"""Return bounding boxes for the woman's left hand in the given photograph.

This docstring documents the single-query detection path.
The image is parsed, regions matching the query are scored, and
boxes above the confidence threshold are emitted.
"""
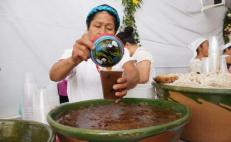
[113,77,128,97]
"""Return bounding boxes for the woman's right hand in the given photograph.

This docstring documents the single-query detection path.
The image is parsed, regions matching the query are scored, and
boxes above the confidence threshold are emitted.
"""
[50,33,95,81]
[71,33,94,65]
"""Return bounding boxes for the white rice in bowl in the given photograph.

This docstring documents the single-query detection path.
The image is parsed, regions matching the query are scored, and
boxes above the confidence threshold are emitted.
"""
[166,72,231,89]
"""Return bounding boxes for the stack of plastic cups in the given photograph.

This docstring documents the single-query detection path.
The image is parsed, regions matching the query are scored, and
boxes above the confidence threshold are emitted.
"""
[23,72,38,120]
[208,36,221,73]
[46,81,60,110]
[33,87,49,124]
[220,56,228,73]
[201,57,209,74]
[33,82,59,124]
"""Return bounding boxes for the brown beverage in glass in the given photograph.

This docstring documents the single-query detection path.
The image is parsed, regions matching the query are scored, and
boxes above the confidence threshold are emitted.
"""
[100,70,123,100]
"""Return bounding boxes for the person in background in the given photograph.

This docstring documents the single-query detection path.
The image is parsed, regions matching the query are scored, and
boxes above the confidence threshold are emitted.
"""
[222,42,231,72]
[116,27,154,98]
[188,38,209,73]
[49,4,139,102]
[57,79,69,103]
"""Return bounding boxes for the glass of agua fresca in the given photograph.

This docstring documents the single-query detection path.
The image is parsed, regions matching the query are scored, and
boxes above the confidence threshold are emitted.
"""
[91,35,124,100]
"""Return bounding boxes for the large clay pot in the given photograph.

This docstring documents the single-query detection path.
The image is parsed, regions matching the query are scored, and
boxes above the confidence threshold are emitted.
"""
[47,98,190,142]
[0,119,54,142]
[153,83,231,142]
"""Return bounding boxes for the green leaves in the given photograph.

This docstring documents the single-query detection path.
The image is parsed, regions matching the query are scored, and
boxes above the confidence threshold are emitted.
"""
[223,8,231,43]
[121,0,143,43]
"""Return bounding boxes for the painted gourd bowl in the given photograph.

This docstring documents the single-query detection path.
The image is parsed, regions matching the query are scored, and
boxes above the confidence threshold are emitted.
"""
[91,35,124,67]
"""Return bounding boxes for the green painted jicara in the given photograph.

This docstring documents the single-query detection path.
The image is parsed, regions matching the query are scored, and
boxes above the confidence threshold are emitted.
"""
[91,35,124,67]
[0,119,54,142]
[153,82,231,111]
[47,98,190,142]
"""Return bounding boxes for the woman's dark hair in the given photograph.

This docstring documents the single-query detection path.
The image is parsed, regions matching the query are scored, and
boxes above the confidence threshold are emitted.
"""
[223,46,231,54]
[116,27,137,45]
[86,4,120,32]
[196,44,203,54]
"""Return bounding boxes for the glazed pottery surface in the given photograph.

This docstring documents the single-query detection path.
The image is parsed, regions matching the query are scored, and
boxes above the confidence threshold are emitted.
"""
[0,119,54,142]
[91,35,124,67]
[153,83,231,142]
[47,98,190,142]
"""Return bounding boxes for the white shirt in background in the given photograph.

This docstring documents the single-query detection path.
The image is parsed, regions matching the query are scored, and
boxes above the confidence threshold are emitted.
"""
[190,58,202,73]
[222,54,231,73]
[125,47,155,99]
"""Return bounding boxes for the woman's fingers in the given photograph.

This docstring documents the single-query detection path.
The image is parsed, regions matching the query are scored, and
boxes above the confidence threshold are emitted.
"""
[72,43,89,63]
[117,77,127,83]
[113,77,128,90]
[113,77,128,97]
[77,44,90,60]
[115,90,127,97]
[72,34,94,63]
[78,35,94,50]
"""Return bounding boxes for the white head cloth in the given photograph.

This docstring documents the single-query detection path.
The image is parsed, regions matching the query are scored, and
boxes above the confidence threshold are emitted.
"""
[188,38,207,61]
[222,42,231,51]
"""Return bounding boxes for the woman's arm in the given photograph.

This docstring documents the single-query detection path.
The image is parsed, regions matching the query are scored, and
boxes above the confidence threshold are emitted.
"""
[49,57,78,81]
[136,60,151,83]
[49,33,93,81]
[112,60,139,97]
[123,60,140,89]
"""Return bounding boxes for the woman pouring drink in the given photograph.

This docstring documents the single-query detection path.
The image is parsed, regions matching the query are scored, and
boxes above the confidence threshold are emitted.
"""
[49,4,139,102]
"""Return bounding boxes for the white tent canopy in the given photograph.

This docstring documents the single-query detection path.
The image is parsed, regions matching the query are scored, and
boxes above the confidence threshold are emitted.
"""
[0,0,227,118]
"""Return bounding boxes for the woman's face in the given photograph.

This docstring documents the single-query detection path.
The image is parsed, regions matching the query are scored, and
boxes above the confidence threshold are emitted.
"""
[225,48,231,56]
[88,11,115,39]
[201,40,209,57]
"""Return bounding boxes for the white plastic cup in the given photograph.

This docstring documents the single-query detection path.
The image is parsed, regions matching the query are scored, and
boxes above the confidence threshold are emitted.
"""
[22,72,37,120]
[201,57,209,74]
[208,36,221,73]
[46,81,60,110]
[220,56,228,73]
[33,87,49,124]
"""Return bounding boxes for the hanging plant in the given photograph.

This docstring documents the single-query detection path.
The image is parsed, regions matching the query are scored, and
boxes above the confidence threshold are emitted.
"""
[223,8,231,43]
[121,0,143,43]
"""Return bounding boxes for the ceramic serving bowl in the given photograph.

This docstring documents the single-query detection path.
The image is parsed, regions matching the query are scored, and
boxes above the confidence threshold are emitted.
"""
[153,82,231,142]
[0,119,54,142]
[47,98,190,142]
